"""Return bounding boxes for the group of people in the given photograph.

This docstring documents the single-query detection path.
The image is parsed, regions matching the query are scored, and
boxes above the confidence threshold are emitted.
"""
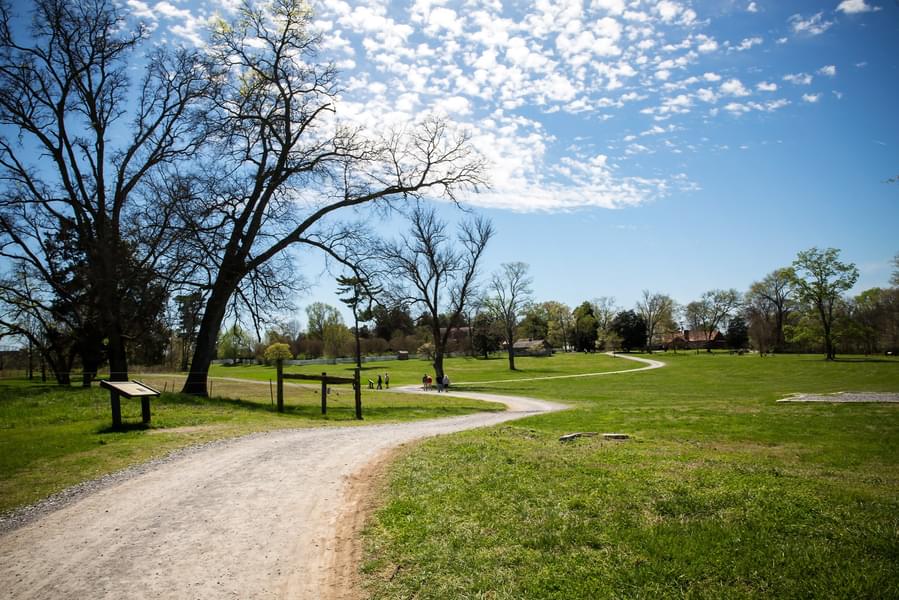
[368,372,390,389]
[422,373,450,392]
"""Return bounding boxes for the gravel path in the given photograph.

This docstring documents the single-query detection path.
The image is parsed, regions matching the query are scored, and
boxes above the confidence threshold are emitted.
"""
[0,354,660,599]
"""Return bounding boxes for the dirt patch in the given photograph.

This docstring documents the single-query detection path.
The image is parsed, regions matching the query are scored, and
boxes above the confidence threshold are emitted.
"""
[777,392,899,403]
[321,446,402,600]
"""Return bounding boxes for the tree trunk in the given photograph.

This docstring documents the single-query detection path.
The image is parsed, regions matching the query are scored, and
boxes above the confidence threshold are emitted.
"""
[182,280,235,396]
[507,327,516,370]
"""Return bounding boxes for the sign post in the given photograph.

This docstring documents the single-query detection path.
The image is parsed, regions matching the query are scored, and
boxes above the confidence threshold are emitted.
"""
[99,380,161,428]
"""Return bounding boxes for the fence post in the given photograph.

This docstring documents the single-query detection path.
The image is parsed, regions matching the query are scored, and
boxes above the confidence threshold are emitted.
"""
[321,372,327,415]
[276,359,284,413]
[354,368,362,420]
[110,390,122,429]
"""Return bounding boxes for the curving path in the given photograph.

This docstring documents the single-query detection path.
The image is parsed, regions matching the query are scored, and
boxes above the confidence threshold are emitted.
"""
[0,354,661,599]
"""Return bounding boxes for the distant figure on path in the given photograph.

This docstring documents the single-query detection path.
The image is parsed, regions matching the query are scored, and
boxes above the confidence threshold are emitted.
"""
[422,374,428,390]
[385,372,390,388]
[377,374,383,390]
[436,375,444,392]
[443,374,450,390]
[368,379,374,389]
[426,375,433,390]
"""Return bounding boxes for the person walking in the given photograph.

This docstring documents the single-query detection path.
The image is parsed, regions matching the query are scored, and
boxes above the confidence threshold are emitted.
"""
[385,372,390,388]
[377,374,383,390]
[442,373,450,391]
[422,374,428,390]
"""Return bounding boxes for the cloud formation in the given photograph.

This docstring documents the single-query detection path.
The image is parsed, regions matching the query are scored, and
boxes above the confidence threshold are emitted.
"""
[124,0,866,213]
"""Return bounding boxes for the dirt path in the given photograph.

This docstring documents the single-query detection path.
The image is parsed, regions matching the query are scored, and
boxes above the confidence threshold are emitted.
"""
[0,354,661,599]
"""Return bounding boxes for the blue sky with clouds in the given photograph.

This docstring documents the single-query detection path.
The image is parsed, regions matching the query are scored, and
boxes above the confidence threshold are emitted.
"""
[78,0,899,318]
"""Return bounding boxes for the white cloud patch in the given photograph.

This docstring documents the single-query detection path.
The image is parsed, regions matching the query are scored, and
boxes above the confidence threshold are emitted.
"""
[802,93,821,103]
[836,0,881,13]
[818,65,837,77]
[721,78,751,97]
[734,36,763,51]
[789,12,834,36]
[130,0,824,213]
[783,73,813,85]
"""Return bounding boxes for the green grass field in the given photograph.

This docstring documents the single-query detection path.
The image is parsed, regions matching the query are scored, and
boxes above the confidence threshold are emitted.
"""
[207,351,640,387]
[361,353,899,599]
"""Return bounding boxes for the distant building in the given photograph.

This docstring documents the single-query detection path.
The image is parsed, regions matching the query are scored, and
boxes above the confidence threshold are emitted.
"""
[512,338,553,357]
[660,329,726,350]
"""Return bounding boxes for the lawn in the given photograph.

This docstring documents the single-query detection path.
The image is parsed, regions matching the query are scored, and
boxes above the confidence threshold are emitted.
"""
[362,353,899,599]
[206,351,641,387]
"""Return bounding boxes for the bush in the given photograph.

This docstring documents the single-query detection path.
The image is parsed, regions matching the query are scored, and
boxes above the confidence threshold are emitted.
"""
[264,343,293,363]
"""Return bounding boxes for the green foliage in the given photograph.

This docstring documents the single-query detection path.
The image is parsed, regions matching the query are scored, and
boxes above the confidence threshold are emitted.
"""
[263,343,292,362]
[612,309,646,352]
[572,301,598,351]
[217,323,253,362]
[792,247,860,359]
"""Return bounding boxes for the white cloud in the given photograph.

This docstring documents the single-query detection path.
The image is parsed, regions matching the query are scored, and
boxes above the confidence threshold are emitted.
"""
[756,81,777,92]
[721,78,751,97]
[734,36,763,51]
[696,35,719,53]
[592,0,626,15]
[783,73,813,85]
[696,88,718,103]
[746,2,759,13]
[703,72,721,82]
[802,93,821,103]
[656,0,682,22]
[818,65,837,77]
[836,0,881,13]
[789,12,834,36]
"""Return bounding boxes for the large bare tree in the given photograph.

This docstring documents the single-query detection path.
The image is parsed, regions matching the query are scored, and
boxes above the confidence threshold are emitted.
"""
[684,289,742,351]
[485,262,533,370]
[636,290,674,353]
[379,204,493,382]
[0,0,214,381]
[745,268,796,352]
[177,0,487,395]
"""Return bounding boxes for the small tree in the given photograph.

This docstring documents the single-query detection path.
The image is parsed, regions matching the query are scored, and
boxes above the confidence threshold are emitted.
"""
[792,247,859,360]
[636,291,674,353]
[726,315,750,350]
[484,262,533,371]
[264,343,293,364]
[612,310,646,352]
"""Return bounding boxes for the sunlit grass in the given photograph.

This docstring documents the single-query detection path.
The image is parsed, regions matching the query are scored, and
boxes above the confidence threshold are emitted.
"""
[362,353,899,599]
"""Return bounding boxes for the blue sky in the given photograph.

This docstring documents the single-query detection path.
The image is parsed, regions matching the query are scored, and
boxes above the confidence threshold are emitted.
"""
[63,1,899,320]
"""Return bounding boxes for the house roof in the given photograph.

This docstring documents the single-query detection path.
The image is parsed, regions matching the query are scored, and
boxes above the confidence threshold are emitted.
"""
[513,338,550,350]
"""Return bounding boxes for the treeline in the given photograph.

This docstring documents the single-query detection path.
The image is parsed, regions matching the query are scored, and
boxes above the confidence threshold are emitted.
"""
[488,248,898,358]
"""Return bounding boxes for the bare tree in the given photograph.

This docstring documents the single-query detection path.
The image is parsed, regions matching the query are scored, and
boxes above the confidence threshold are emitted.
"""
[484,262,533,371]
[380,204,493,382]
[0,0,214,381]
[636,290,674,353]
[684,289,742,351]
[178,0,487,395]
[792,247,859,360]
[745,268,796,353]
[591,296,619,351]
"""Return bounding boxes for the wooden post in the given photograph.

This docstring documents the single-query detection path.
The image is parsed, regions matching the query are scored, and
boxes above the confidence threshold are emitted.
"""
[354,368,362,420]
[276,360,284,413]
[110,390,122,429]
[321,372,327,415]
[141,397,151,424]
